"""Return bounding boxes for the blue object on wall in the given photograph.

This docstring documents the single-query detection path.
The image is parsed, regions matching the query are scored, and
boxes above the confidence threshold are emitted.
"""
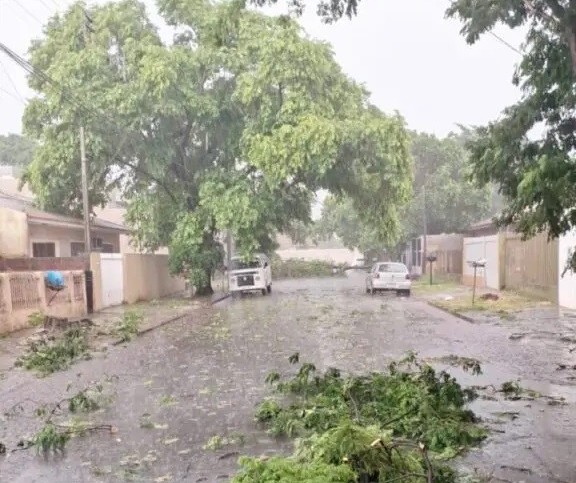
[45,271,65,290]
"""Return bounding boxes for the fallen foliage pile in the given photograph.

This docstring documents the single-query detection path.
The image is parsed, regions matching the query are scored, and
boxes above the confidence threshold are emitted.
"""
[15,327,90,375]
[233,353,487,482]
[272,258,346,279]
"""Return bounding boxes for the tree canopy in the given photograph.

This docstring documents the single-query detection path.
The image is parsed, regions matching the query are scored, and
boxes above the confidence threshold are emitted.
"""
[250,0,361,23]
[0,134,36,167]
[22,0,411,293]
[404,131,491,238]
[446,1,576,269]
[314,131,492,259]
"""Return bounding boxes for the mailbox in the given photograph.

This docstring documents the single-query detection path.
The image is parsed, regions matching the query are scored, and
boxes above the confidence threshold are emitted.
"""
[468,259,486,268]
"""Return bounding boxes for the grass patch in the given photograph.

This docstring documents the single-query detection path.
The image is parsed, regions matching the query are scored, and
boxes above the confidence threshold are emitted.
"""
[15,327,90,376]
[431,290,547,317]
[412,279,460,294]
[27,311,45,327]
[233,353,486,482]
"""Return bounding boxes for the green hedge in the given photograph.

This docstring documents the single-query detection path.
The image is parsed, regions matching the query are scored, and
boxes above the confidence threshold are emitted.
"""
[271,257,347,279]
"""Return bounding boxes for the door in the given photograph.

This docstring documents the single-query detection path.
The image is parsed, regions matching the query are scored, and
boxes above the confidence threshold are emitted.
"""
[101,254,124,307]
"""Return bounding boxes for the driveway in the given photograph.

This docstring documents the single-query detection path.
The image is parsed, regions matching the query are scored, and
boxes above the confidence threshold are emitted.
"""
[0,271,575,482]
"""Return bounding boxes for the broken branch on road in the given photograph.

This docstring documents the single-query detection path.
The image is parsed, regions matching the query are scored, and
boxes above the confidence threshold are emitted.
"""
[233,353,487,482]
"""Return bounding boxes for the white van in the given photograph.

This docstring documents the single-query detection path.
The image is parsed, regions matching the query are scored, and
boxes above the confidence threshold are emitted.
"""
[228,253,272,296]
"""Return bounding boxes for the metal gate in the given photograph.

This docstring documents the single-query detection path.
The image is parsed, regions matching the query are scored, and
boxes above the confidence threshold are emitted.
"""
[101,254,124,307]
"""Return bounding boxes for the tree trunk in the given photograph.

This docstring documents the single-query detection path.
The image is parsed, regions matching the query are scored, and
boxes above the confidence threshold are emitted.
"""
[195,269,214,296]
[568,22,576,76]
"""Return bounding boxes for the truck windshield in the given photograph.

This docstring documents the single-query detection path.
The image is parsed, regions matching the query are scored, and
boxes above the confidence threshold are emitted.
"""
[230,259,260,270]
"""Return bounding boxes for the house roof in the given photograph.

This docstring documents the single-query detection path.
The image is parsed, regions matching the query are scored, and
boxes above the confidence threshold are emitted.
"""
[0,189,128,233]
[468,218,496,231]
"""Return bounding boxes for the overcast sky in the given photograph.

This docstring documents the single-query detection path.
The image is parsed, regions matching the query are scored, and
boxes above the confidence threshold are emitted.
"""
[0,0,525,138]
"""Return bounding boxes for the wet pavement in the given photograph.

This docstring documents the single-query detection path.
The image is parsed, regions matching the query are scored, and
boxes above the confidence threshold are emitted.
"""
[1,271,576,482]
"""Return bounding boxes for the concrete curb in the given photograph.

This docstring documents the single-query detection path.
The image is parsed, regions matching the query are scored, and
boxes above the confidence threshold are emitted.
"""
[211,292,231,305]
[426,301,475,323]
[112,311,193,346]
[110,293,229,346]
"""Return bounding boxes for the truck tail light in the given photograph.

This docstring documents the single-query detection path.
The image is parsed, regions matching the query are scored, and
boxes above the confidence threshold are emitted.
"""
[374,273,379,279]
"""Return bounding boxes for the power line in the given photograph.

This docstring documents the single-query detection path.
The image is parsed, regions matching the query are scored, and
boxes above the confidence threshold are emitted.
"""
[0,84,25,104]
[0,39,179,201]
[0,57,25,102]
[37,0,54,14]
[489,31,523,55]
[8,0,44,26]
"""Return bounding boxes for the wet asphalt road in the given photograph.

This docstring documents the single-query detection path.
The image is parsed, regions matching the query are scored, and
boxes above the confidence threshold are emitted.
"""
[1,272,576,482]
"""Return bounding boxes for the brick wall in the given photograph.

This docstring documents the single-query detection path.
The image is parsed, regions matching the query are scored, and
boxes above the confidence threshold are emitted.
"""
[0,256,90,272]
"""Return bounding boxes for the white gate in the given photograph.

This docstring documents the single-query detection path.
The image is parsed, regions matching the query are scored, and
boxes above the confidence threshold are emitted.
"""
[100,254,124,307]
[463,235,500,290]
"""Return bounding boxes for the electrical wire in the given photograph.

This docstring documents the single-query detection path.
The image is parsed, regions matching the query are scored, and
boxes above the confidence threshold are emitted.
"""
[8,0,44,26]
[0,39,179,201]
[0,84,25,103]
[37,0,54,14]
[489,31,523,55]
[0,57,25,102]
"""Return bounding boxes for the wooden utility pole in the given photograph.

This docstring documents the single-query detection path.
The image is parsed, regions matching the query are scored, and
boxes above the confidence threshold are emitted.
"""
[80,8,94,254]
[422,185,427,275]
[80,126,91,252]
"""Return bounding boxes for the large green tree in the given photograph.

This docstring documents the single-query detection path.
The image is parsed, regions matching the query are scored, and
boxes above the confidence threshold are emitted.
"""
[22,0,411,294]
[404,131,491,238]
[315,195,383,258]
[316,132,491,260]
[0,134,36,167]
[445,1,576,269]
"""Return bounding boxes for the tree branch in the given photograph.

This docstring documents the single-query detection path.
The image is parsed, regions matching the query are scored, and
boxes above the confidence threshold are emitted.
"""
[541,0,566,20]
[118,158,179,205]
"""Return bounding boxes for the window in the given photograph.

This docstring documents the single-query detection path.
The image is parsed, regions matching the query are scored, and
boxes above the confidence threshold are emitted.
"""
[378,263,408,273]
[70,242,85,256]
[230,259,260,270]
[32,242,56,258]
[91,237,103,249]
[102,243,115,253]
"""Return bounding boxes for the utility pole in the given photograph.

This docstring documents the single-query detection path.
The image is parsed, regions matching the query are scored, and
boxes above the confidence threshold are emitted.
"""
[422,184,427,275]
[80,126,91,252]
[226,230,233,265]
[80,8,94,254]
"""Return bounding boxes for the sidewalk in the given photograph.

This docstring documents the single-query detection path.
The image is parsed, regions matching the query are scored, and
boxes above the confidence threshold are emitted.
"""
[0,289,230,376]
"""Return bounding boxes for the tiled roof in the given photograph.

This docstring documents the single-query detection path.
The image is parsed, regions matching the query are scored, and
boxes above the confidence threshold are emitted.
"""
[0,189,128,233]
[468,218,496,230]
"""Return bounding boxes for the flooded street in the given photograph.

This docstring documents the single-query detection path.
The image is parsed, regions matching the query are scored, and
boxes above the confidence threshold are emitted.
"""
[1,271,576,482]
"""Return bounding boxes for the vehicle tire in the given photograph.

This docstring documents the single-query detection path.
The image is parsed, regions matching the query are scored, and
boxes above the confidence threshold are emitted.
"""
[267,284,272,294]
[366,287,370,294]
[262,288,267,296]
[370,286,375,296]
[405,289,411,297]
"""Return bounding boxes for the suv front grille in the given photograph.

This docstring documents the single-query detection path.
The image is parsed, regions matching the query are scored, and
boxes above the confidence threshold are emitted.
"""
[237,275,255,287]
